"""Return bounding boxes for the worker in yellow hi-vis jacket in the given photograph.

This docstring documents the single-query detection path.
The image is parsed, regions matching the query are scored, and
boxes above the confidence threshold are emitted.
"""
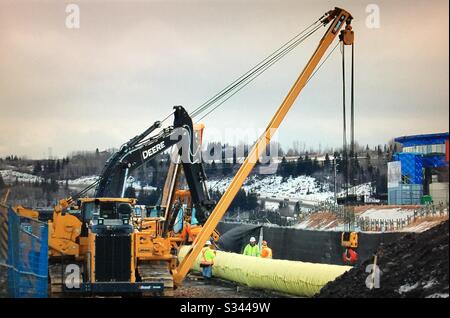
[200,241,216,279]
[243,237,260,257]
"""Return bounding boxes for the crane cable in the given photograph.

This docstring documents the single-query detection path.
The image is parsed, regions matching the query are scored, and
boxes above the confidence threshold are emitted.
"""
[127,21,325,163]
[72,15,340,199]
[203,41,340,195]
[341,39,355,232]
[189,18,326,120]
[350,42,355,232]
[190,19,322,117]
[341,42,348,205]
[197,25,322,122]
[193,25,323,120]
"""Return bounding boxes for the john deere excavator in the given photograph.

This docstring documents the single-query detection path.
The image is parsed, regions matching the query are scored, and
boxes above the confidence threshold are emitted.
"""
[45,105,217,296]
[21,7,355,297]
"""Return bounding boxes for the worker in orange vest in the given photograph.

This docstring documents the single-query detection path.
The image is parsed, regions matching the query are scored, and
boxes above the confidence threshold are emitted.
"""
[180,220,193,243]
[260,240,272,259]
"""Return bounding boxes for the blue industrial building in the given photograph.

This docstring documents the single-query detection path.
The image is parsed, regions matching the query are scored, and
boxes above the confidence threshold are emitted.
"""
[388,133,449,205]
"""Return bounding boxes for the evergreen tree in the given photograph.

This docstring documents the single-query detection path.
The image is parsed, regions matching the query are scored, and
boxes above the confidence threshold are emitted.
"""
[247,193,259,211]
[280,156,289,178]
[296,156,304,176]
[229,188,247,211]
[0,173,5,190]
[50,178,59,192]
[303,152,313,175]
[222,162,232,176]
[33,161,42,175]
[324,153,331,169]
[312,157,320,173]
[210,160,217,175]
[294,201,301,213]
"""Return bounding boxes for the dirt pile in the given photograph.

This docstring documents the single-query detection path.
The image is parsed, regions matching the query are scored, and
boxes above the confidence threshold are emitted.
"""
[317,220,449,298]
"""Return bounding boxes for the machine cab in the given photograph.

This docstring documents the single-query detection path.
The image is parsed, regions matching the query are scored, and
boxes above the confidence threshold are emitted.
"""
[78,198,137,235]
[341,231,358,248]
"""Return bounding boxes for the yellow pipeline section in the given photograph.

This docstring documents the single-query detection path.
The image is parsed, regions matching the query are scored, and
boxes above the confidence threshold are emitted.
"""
[178,247,351,297]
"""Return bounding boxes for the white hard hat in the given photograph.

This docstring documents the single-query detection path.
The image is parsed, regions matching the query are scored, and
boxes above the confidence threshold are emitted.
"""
[205,240,212,245]
[250,237,256,242]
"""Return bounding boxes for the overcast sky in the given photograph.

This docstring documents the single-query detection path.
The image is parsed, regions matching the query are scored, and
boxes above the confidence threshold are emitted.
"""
[0,0,448,159]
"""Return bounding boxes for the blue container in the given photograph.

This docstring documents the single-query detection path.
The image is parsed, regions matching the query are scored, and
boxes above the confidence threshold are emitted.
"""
[388,184,423,205]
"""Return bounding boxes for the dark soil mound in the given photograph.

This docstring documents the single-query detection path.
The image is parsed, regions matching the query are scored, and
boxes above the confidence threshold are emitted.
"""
[317,220,449,298]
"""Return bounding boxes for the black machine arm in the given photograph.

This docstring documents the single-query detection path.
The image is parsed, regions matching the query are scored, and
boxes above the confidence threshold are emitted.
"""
[94,106,214,223]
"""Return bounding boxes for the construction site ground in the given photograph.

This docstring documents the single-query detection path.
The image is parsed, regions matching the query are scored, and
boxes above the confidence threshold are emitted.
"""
[0,271,292,298]
[176,273,294,298]
[317,220,449,298]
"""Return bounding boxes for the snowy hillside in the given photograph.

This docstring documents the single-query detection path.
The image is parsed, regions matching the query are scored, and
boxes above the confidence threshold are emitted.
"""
[207,175,333,201]
[64,175,157,192]
[66,175,99,185]
[0,170,156,193]
[2,167,373,202]
[206,175,375,203]
[0,169,43,184]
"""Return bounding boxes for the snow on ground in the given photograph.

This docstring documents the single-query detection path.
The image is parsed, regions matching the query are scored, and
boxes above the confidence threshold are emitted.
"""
[1,170,156,193]
[65,175,99,186]
[358,208,415,221]
[294,219,343,231]
[207,175,332,201]
[128,180,157,192]
[0,169,43,184]
[398,283,419,295]
[399,218,449,233]
[207,175,375,204]
[264,201,280,211]
[2,166,374,204]
[342,183,373,197]
[65,175,157,192]
[426,293,450,298]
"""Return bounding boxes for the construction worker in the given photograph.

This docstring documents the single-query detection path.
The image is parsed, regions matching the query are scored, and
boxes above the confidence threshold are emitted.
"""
[243,237,260,257]
[343,248,358,264]
[200,241,216,279]
[180,218,193,243]
[260,240,272,259]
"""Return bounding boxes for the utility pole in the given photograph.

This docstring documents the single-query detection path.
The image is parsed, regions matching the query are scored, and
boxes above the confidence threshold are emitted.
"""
[334,157,340,204]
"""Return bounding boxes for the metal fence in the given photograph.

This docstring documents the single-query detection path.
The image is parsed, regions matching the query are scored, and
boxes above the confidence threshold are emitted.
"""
[357,203,449,232]
[0,203,48,298]
[300,200,449,232]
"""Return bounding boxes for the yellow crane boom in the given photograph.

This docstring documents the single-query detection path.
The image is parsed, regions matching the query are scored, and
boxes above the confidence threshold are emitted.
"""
[172,7,353,285]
